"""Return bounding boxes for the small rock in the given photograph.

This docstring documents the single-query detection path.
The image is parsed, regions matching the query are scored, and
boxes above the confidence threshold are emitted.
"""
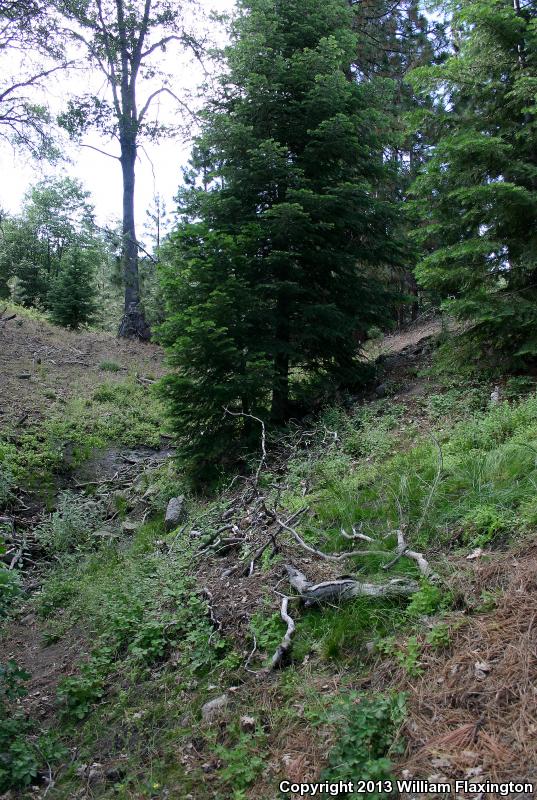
[121,520,138,535]
[467,547,483,560]
[165,496,188,531]
[201,693,229,722]
[240,715,256,732]
[17,373,31,379]
[474,661,491,680]
[374,383,388,398]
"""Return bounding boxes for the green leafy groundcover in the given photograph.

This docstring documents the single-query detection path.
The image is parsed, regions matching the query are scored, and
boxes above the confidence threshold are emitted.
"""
[321,692,406,798]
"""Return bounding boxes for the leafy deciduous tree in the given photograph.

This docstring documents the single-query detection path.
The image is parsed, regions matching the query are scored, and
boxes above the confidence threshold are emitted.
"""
[55,0,201,339]
[0,177,99,313]
[0,0,67,158]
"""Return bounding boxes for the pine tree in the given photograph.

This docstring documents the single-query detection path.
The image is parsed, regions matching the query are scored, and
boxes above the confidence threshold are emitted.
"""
[159,0,402,483]
[48,248,96,329]
[409,0,537,362]
[352,0,449,326]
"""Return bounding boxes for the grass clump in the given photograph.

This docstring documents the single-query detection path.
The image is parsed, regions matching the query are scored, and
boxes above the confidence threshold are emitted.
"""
[35,522,230,731]
[98,360,123,372]
[293,597,408,664]
[35,491,109,555]
[0,378,165,499]
[287,392,537,556]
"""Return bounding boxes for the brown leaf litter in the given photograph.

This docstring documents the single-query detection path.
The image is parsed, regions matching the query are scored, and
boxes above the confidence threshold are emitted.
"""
[378,544,537,798]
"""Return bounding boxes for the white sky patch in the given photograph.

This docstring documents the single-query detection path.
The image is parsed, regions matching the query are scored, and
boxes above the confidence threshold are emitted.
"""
[0,0,235,232]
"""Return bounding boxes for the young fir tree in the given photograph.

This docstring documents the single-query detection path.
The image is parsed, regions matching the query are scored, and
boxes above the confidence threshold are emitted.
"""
[409,0,537,362]
[48,248,96,329]
[159,0,402,483]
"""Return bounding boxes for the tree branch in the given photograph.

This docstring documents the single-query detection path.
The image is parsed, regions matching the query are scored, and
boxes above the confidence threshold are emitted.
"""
[80,142,120,160]
[141,34,182,60]
[0,61,72,103]
[138,86,199,123]
[285,564,419,604]
[276,513,391,562]
[268,596,295,670]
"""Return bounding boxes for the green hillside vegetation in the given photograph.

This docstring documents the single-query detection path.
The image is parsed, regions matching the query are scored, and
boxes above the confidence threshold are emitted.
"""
[1,0,537,794]
[2,327,537,796]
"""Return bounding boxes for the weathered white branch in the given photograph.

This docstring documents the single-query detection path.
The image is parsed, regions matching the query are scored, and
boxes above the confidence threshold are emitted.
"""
[340,525,374,543]
[268,596,295,670]
[392,529,434,577]
[285,564,419,604]
[277,516,388,562]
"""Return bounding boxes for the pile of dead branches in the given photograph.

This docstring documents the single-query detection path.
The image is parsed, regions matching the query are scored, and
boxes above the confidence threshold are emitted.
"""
[194,410,439,672]
[0,516,41,570]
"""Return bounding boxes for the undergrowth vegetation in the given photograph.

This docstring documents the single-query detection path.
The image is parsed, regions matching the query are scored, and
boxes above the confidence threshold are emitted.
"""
[4,333,537,797]
[283,390,537,556]
[0,377,165,500]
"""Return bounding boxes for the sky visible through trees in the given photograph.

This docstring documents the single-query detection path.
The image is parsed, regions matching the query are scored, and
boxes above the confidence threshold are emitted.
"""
[0,0,233,230]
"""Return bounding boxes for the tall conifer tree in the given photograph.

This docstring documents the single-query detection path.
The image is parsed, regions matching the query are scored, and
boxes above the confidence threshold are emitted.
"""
[410,0,537,360]
[48,248,97,328]
[159,0,402,482]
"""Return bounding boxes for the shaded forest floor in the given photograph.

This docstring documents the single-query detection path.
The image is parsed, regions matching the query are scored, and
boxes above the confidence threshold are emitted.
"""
[1,310,537,800]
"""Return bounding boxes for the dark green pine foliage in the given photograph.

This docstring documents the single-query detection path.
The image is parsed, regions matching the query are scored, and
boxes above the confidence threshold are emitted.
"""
[409,0,537,362]
[159,0,401,483]
[47,248,96,329]
[352,0,449,326]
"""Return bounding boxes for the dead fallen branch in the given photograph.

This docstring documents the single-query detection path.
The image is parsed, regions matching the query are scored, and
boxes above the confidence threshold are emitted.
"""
[382,529,435,578]
[285,564,419,605]
[268,596,296,670]
[244,634,258,672]
[340,525,374,543]
[201,588,223,639]
[276,513,389,562]
[244,506,307,576]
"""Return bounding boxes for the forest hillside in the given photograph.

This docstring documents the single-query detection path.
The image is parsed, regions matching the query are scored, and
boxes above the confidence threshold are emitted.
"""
[1,0,537,795]
[2,305,537,799]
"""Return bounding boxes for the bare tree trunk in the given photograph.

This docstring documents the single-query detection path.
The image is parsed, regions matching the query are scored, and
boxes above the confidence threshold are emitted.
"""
[271,293,290,423]
[117,132,150,339]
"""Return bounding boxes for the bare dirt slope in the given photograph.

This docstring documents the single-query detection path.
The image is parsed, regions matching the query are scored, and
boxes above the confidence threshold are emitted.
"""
[0,306,164,427]
[365,315,447,361]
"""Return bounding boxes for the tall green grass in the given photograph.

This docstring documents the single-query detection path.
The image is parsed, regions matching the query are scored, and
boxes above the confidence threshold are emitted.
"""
[287,394,537,554]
